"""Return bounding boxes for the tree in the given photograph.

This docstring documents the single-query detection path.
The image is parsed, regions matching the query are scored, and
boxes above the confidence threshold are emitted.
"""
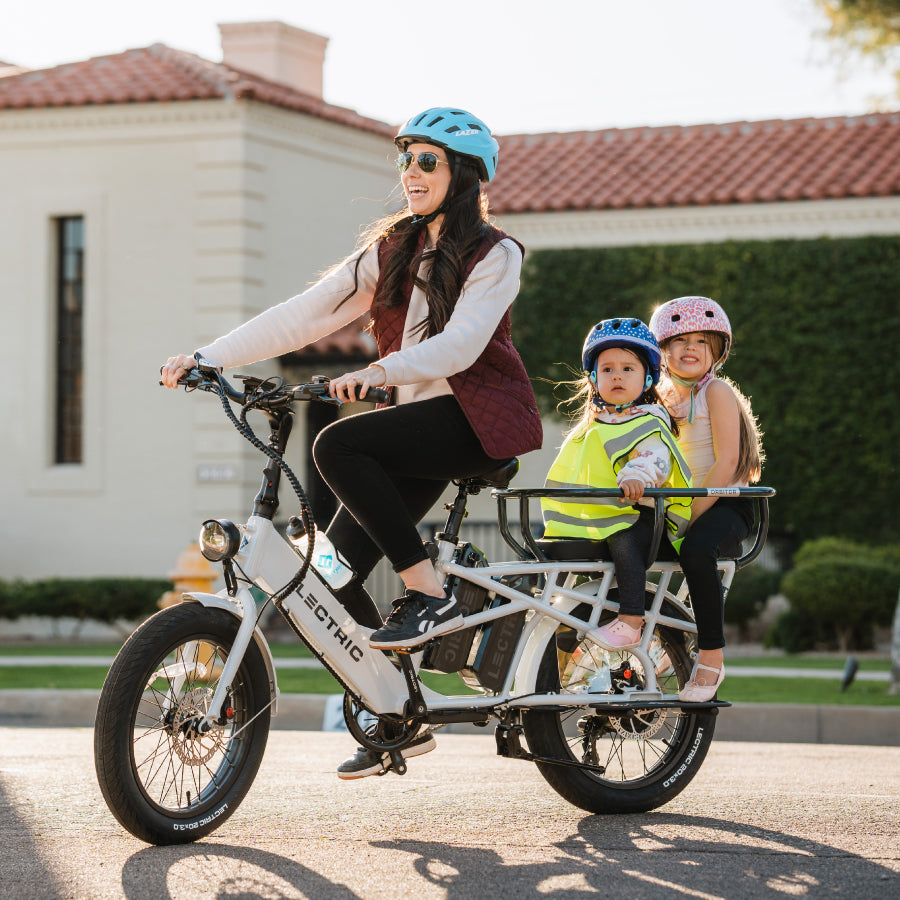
[815,1,900,91]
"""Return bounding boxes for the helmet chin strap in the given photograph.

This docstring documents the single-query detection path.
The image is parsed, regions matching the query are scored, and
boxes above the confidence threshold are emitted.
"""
[592,396,637,414]
[667,370,714,423]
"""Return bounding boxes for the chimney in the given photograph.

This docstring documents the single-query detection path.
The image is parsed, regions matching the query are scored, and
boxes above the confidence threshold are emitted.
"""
[218,21,328,98]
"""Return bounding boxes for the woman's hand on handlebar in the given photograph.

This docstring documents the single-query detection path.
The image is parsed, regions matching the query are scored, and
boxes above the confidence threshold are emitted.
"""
[160,354,197,389]
[328,364,387,403]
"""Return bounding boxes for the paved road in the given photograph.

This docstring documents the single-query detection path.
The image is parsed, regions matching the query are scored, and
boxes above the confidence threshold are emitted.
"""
[1,729,898,899]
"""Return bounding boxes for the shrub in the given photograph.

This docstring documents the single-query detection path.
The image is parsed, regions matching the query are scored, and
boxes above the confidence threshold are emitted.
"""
[778,559,899,651]
[0,578,172,624]
[724,566,782,635]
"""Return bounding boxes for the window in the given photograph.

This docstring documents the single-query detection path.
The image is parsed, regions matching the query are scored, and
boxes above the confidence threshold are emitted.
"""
[55,216,84,464]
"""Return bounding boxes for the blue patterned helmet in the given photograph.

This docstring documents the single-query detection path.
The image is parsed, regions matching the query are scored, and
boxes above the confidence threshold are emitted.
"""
[395,107,500,181]
[582,318,662,385]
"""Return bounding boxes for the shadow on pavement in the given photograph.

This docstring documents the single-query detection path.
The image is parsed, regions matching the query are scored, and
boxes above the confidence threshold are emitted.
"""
[122,843,357,900]
[116,813,898,899]
[374,814,897,898]
[0,777,65,899]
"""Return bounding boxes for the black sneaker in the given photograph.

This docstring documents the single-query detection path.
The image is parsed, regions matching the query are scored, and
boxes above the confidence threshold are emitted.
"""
[336,730,437,780]
[368,590,464,650]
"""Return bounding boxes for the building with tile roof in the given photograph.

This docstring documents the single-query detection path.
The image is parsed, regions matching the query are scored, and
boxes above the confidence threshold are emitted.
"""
[1,21,898,584]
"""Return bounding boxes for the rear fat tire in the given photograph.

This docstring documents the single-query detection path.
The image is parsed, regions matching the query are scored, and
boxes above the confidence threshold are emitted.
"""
[523,600,715,814]
[94,603,271,845]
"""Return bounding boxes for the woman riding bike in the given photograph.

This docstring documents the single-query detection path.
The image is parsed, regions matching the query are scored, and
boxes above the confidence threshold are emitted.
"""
[160,106,542,777]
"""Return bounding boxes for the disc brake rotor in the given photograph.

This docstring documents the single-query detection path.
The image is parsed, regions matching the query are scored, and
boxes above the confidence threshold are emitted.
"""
[171,688,224,765]
[610,708,668,740]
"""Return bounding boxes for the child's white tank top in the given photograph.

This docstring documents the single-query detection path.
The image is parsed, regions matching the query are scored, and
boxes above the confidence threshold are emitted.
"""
[669,377,746,487]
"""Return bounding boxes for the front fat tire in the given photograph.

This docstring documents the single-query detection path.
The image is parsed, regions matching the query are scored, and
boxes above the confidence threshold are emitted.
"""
[523,605,715,814]
[94,603,271,845]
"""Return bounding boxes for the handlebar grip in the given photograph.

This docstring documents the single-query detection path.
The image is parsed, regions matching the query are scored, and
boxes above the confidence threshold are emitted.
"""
[354,386,389,404]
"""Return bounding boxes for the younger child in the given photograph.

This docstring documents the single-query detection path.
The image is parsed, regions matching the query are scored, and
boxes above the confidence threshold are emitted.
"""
[542,318,692,649]
[650,296,764,701]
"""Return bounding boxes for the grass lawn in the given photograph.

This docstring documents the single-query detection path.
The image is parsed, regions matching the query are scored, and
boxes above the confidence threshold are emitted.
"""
[1,663,896,705]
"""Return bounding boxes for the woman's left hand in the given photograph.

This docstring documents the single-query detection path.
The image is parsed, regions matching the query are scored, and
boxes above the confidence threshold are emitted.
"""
[329,365,387,403]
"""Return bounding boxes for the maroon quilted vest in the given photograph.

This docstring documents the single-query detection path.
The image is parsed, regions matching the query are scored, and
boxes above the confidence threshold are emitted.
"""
[371,226,542,460]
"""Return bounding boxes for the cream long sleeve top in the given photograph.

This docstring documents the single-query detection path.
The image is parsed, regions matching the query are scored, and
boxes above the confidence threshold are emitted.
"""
[196,238,522,405]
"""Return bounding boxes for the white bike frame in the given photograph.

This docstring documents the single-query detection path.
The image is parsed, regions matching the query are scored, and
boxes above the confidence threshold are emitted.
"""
[183,490,768,732]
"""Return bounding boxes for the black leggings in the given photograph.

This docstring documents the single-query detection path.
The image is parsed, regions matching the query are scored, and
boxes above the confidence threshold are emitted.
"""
[312,395,497,625]
[606,506,658,617]
[679,500,752,651]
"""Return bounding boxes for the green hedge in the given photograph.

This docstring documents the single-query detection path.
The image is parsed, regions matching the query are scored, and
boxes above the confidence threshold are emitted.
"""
[0,578,172,624]
[514,235,900,543]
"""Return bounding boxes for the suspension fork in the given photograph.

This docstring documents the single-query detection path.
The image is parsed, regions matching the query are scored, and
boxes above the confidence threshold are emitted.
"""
[198,586,260,732]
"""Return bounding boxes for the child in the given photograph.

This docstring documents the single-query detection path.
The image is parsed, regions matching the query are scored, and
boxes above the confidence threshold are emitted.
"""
[650,296,764,702]
[542,318,692,649]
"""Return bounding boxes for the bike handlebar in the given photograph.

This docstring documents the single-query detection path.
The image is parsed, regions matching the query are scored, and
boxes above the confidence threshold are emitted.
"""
[174,363,390,407]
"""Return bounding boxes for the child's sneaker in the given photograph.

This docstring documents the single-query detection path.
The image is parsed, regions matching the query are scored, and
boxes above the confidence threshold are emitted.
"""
[369,590,464,649]
[593,618,642,649]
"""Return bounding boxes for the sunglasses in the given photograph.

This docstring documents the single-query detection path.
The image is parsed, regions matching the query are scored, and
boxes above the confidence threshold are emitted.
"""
[396,151,449,174]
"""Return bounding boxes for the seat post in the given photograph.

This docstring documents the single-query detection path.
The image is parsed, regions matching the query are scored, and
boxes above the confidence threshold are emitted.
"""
[435,481,474,545]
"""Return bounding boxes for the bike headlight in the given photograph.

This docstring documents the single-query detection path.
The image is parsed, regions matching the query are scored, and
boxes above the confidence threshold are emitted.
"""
[199,519,241,562]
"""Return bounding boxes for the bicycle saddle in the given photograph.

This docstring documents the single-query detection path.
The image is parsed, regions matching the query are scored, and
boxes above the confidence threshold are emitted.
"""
[459,458,520,491]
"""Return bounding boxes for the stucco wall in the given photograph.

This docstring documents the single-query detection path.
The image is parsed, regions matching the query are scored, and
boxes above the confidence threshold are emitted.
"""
[0,99,396,580]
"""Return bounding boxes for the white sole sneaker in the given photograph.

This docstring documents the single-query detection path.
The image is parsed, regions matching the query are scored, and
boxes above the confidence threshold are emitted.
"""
[336,732,437,780]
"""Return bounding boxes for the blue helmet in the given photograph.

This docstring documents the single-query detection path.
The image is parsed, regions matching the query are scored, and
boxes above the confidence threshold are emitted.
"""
[395,107,500,182]
[582,318,662,385]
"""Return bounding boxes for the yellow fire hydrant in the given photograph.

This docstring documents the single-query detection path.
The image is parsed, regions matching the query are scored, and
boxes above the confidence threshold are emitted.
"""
[158,543,219,609]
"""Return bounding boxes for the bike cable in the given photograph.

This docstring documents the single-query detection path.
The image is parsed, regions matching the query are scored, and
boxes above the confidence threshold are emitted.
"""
[209,371,317,607]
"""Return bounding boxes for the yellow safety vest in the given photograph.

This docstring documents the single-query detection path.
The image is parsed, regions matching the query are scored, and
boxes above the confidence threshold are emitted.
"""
[541,413,692,551]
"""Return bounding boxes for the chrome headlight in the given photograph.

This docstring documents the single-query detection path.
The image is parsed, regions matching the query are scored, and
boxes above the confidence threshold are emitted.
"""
[199,519,241,562]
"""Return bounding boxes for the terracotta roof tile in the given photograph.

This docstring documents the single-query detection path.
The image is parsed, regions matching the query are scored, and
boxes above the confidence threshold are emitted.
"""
[4,46,898,211]
[0,44,393,137]
[487,115,900,211]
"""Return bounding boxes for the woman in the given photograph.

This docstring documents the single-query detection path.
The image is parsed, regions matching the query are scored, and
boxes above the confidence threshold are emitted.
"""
[161,107,542,774]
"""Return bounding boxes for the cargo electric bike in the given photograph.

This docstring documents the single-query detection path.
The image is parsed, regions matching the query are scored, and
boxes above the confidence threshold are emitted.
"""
[94,361,774,844]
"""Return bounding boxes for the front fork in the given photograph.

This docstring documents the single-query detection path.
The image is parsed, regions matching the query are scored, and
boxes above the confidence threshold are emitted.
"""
[188,584,259,733]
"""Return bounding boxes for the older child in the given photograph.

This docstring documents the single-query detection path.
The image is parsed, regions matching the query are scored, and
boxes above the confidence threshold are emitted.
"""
[650,296,764,701]
[542,318,692,649]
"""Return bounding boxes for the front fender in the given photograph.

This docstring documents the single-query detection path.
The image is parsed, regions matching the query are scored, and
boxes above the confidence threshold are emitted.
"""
[180,592,279,715]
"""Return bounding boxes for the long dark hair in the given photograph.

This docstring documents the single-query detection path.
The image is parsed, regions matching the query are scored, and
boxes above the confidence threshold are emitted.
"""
[336,150,492,337]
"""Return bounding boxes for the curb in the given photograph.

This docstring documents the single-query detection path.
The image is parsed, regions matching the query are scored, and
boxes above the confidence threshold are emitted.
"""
[1,690,898,746]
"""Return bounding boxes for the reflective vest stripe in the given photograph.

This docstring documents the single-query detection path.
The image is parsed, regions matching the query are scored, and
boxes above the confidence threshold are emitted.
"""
[541,414,692,547]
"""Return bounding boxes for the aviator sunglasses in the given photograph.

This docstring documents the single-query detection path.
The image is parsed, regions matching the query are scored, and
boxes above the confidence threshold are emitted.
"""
[396,151,449,174]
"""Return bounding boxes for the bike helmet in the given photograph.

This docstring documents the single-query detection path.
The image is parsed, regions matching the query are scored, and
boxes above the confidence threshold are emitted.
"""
[649,296,732,361]
[581,318,662,386]
[395,107,500,182]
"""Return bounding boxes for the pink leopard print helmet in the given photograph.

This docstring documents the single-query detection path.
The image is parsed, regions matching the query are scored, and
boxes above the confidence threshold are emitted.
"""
[649,296,732,362]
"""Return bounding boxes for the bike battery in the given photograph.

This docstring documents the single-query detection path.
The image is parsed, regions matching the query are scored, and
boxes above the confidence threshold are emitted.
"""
[422,544,490,674]
[470,597,527,692]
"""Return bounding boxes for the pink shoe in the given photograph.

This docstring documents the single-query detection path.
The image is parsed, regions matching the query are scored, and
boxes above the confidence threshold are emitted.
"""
[593,618,642,649]
[679,661,725,702]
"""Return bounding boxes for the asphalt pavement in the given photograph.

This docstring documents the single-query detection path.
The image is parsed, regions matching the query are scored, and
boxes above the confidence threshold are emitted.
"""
[1,729,898,899]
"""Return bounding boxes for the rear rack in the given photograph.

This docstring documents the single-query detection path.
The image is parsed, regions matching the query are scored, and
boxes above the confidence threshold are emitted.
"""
[492,486,776,570]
